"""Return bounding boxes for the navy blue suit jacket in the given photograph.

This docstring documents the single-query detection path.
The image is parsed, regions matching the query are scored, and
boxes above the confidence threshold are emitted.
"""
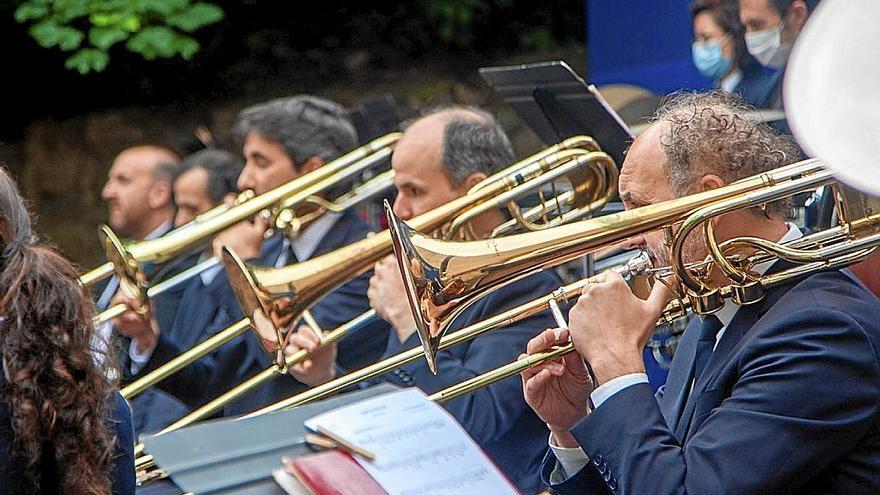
[542,267,880,494]
[0,390,135,495]
[732,62,781,109]
[380,269,563,494]
[136,209,383,416]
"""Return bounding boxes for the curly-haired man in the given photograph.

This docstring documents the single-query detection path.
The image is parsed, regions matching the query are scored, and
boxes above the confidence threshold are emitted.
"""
[522,90,880,494]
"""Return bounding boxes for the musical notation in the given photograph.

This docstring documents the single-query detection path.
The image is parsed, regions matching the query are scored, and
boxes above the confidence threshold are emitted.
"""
[305,389,518,495]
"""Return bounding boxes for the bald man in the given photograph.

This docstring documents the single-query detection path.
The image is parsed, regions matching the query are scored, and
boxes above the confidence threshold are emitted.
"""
[101,145,180,242]
[97,144,195,437]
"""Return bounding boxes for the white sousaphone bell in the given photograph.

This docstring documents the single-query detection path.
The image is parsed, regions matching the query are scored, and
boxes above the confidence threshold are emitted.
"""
[785,0,880,196]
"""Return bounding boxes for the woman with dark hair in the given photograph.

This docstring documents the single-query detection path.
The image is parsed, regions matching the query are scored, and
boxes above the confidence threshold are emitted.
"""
[0,167,134,494]
[691,0,780,107]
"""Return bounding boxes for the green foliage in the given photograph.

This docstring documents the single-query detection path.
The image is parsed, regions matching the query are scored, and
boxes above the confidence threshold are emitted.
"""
[425,0,561,51]
[14,0,224,74]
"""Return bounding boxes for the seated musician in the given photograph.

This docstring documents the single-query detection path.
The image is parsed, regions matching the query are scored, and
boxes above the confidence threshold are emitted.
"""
[286,106,562,494]
[113,148,242,436]
[521,91,880,494]
[114,95,384,417]
[0,167,135,494]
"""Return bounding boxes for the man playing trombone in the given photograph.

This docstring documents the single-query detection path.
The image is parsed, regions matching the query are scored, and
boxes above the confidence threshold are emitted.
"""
[114,95,386,417]
[522,91,880,494]
[286,106,563,494]
[113,148,242,436]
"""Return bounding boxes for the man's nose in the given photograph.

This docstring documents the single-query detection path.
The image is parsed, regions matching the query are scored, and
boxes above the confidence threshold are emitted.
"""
[392,197,412,221]
[237,168,254,192]
[101,182,114,200]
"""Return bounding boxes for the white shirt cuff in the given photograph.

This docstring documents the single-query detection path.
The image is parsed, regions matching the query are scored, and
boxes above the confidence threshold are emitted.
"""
[548,433,589,483]
[128,338,158,374]
[590,372,649,409]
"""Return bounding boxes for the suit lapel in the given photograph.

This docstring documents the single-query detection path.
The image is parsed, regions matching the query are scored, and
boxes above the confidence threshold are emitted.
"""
[659,317,701,432]
[678,259,805,441]
[310,210,355,257]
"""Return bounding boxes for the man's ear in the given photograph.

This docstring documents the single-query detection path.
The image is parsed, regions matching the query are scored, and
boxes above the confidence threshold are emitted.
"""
[697,174,726,193]
[461,172,488,191]
[148,180,173,209]
[787,1,810,35]
[299,156,325,175]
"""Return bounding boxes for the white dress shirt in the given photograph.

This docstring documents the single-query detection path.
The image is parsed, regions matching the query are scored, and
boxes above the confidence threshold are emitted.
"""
[94,220,173,366]
[549,222,803,481]
[719,69,744,93]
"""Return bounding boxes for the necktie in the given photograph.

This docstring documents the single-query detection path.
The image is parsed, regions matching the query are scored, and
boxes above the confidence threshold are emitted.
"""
[692,314,723,383]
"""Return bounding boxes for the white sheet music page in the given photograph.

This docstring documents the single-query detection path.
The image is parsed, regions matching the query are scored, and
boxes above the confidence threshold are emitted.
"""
[304,388,518,495]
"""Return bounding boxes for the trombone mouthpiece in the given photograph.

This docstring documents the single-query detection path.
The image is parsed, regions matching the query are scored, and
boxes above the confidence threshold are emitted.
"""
[614,250,653,279]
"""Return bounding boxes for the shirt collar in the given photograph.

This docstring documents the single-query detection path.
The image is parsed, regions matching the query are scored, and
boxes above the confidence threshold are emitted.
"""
[144,219,174,241]
[719,69,743,93]
[288,211,343,261]
[712,222,802,328]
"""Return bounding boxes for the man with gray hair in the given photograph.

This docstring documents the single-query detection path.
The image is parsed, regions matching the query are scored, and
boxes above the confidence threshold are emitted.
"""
[286,106,563,493]
[523,90,880,493]
[114,95,383,419]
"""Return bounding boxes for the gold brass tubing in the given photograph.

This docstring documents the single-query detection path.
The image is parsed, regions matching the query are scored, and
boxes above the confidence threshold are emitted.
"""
[92,258,221,327]
[88,133,400,292]
[120,319,252,399]
[428,344,573,403]
[80,261,114,288]
[222,147,606,357]
[95,304,126,326]
[426,233,880,405]
[132,310,379,474]
[389,158,828,372]
[157,310,377,433]
[672,165,835,293]
[243,275,605,418]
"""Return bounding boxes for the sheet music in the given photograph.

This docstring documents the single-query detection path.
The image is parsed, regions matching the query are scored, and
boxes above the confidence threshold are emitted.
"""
[304,388,518,495]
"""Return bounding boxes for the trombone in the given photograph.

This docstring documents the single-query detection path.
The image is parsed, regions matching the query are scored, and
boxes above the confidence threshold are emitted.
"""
[385,158,836,372]
[130,136,617,475]
[251,175,879,413]
[427,188,880,403]
[91,168,397,328]
[78,132,402,292]
[221,136,616,370]
[134,254,652,481]
[121,135,613,401]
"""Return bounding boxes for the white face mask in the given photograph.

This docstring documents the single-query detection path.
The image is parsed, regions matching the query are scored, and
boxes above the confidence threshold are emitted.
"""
[745,17,794,68]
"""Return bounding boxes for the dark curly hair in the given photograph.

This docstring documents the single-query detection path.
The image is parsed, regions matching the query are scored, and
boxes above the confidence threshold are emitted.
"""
[652,90,802,219]
[0,167,118,493]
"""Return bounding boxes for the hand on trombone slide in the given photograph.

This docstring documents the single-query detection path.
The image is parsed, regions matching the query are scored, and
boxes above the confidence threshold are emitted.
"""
[110,290,160,354]
[520,272,672,448]
[368,254,417,343]
[285,324,337,386]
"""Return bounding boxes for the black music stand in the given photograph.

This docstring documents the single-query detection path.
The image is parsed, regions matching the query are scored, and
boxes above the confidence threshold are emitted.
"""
[479,61,633,167]
[141,384,399,495]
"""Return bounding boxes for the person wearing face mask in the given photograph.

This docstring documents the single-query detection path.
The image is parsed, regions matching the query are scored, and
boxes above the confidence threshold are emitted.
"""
[691,0,779,108]
[739,0,814,109]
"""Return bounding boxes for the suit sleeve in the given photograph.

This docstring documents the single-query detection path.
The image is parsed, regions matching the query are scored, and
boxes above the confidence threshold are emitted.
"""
[384,272,561,443]
[308,270,387,372]
[561,307,880,495]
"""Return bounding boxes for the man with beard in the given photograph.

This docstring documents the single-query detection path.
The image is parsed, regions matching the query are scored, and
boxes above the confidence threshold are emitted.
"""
[522,91,880,494]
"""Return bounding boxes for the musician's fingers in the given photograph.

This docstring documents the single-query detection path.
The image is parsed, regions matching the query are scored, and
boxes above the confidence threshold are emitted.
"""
[527,328,560,354]
[289,333,317,353]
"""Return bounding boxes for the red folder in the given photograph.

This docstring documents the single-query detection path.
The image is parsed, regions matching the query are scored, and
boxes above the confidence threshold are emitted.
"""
[284,450,387,495]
